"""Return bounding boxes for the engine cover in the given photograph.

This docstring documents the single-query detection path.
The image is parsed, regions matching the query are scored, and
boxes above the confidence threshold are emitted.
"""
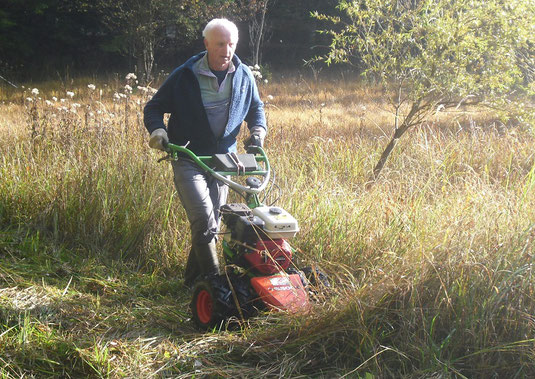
[243,239,292,274]
[252,206,299,239]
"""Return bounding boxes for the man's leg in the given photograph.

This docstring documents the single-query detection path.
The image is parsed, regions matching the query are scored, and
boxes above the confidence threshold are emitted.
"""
[172,159,227,284]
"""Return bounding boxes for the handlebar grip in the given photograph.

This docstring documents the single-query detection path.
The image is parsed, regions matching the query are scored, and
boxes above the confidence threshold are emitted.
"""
[250,134,262,146]
[246,145,261,154]
[245,135,262,153]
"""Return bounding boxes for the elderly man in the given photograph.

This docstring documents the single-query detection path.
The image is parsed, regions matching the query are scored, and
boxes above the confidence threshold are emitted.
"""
[144,18,267,286]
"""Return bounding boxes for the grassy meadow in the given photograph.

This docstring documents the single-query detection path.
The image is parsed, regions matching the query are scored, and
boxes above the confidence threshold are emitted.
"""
[1,73,535,377]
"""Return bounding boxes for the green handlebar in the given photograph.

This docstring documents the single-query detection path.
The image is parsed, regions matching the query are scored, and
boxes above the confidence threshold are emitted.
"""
[163,143,271,199]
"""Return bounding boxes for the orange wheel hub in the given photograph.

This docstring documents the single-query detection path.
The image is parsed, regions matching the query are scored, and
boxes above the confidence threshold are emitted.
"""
[196,289,213,324]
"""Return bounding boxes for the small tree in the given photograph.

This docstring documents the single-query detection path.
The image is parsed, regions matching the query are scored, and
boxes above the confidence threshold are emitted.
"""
[313,0,535,182]
[248,0,273,66]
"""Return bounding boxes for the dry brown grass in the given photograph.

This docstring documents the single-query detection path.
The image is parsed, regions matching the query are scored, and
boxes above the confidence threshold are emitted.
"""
[1,74,535,377]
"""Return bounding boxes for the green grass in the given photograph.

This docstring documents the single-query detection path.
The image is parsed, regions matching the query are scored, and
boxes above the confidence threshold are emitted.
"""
[0,227,197,377]
[1,75,535,377]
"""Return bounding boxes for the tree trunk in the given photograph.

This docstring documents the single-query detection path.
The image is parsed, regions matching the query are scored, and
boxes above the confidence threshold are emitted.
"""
[249,0,269,66]
[367,101,422,185]
[143,38,154,83]
[368,122,411,184]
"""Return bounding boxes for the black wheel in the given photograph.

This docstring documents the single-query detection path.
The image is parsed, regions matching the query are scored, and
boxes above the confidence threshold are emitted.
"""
[191,273,260,329]
[301,266,330,289]
[191,275,234,329]
[227,272,261,318]
[287,266,309,287]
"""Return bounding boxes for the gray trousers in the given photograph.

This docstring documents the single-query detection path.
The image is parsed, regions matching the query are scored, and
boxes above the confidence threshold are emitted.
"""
[172,159,228,280]
[172,158,228,244]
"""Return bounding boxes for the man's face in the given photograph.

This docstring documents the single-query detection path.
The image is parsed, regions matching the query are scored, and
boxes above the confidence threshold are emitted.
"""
[204,26,237,71]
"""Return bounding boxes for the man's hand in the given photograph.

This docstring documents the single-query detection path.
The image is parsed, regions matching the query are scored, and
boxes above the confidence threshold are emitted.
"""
[245,126,266,149]
[149,128,169,151]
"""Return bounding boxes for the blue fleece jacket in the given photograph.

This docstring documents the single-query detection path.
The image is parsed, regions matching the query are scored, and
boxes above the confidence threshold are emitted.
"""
[143,52,267,155]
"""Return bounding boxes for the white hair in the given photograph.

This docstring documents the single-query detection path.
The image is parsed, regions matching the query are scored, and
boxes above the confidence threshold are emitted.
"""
[202,18,239,42]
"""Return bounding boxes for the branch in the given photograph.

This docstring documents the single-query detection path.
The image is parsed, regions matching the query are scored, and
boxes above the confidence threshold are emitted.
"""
[0,75,18,88]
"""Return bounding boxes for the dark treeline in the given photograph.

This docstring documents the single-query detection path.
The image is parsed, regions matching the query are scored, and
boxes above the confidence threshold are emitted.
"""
[0,0,340,82]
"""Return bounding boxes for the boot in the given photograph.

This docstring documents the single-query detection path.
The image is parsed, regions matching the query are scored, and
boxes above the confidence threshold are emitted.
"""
[183,247,199,288]
[194,239,220,277]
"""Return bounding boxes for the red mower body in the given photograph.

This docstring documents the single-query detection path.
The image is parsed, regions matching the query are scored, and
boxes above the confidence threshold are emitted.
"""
[243,239,292,274]
[250,273,309,312]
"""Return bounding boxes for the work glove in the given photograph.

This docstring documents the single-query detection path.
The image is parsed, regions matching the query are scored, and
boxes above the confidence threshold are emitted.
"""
[244,126,266,150]
[148,128,169,151]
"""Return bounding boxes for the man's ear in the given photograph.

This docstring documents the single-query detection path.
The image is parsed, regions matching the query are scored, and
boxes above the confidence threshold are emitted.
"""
[203,38,209,50]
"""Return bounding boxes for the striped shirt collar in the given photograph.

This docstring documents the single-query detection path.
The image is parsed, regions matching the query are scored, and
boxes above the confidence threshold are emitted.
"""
[196,53,236,77]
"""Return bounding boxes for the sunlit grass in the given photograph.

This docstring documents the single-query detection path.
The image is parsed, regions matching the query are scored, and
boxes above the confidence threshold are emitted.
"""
[1,73,535,377]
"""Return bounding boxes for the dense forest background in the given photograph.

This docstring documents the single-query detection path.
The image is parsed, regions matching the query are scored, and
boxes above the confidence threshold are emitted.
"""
[0,0,340,82]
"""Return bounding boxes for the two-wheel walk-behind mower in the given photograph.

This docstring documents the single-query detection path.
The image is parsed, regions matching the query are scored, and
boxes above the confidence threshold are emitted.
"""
[161,142,326,329]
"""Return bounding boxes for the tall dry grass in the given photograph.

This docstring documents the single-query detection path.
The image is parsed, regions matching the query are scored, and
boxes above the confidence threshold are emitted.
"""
[1,73,535,377]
